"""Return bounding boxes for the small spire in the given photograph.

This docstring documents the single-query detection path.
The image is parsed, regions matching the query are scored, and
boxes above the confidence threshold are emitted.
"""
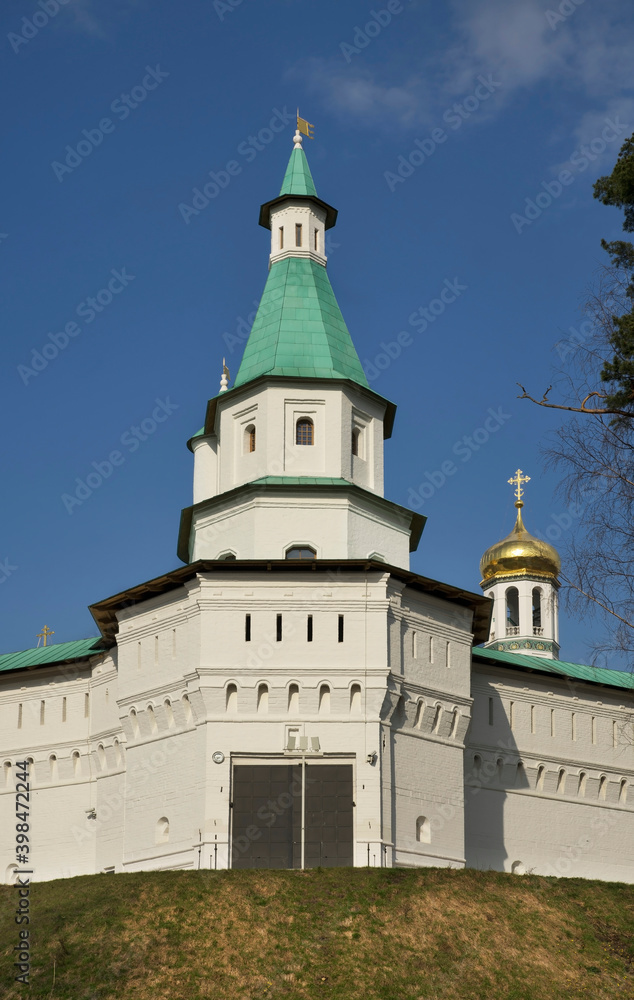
[219,358,230,393]
[507,468,531,508]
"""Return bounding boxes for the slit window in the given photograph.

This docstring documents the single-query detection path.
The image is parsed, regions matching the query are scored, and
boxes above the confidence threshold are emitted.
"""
[62,696,67,722]
[488,697,494,726]
[295,223,302,246]
[296,417,314,446]
[40,700,45,725]
[245,614,251,642]
[279,226,284,249]
[17,704,22,729]
[307,615,313,642]
[276,614,282,642]
[338,615,344,643]
[245,424,256,453]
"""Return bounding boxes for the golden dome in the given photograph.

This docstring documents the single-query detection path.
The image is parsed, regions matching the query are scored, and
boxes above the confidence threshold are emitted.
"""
[480,505,561,584]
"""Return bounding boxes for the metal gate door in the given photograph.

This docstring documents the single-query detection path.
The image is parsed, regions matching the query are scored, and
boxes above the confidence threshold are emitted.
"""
[231,763,353,869]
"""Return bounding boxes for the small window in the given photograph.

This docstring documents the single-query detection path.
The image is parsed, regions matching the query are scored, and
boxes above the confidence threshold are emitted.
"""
[599,775,607,800]
[17,703,22,729]
[245,614,251,642]
[352,428,359,456]
[147,705,158,734]
[257,683,269,713]
[4,761,12,788]
[619,779,628,804]
[557,768,566,794]
[72,751,81,777]
[164,700,175,729]
[130,709,140,737]
[319,684,330,714]
[62,696,67,722]
[506,586,519,628]
[286,546,316,560]
[530,705,535,734]
[412,630,417,658]
[276,614,283,642]
[245,424,256,453]
[182,694,193,722]
[295,223,302,246]
[314,229,319,252]
[350,684,361,713]
[307,615,313,642]
[433,705,442,733]
[288,683,299,713]
[84,693,90,718]
[536,765,545,791]
[488,697,494,726]
[414,700,425,728]
[226,684,238,713]
[296,417,314,446]
[40,700,45,725]
[578,771,587,797]
[416,816,431,844]
[49,755,58,781]
[97,745,107,771]
[279,226,284,249]
[156,817,169,844]
[338,615,344,643]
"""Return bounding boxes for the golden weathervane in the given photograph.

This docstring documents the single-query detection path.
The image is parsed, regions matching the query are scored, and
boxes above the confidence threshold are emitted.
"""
[507,468,530,507]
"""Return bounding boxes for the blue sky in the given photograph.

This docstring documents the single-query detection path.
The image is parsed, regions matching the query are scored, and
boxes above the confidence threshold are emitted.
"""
[2,0,633,665]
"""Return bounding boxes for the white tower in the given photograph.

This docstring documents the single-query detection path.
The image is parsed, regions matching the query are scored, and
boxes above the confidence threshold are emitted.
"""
[479,469,561,659]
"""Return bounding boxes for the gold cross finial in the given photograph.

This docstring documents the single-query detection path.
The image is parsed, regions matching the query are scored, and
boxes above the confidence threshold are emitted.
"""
[507,469,530,507]
[36,625,55,647]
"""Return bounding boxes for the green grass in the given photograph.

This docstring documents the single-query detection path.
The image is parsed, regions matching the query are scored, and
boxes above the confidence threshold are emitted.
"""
[1,867,634,999]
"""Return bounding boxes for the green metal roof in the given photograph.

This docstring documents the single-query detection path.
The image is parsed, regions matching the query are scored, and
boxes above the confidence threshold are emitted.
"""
[474,646,634,692]
[250,476,351,486]
[233,257,369,389]
[279,146,318,197]
[0,638,106,675]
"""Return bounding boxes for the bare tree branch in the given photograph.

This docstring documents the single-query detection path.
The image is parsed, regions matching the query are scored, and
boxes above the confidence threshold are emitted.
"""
[516,383,633,418]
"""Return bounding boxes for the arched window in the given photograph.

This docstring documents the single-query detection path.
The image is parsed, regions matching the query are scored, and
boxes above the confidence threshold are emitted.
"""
[296,417,314,446]
[288,683,299,714]
[147,705,158,734]
[245,424,256,453]
[97,745,107,772]
[473,754,482,776]
[557,768,566,794]
[619,779,628,804]
[319,684,330,714]
[416,816,431,843]
[350,684,362,713]
[532,588,542,630]
[578,771,587,797]
[450,708,460,738]
[114,739,123,766]
[164,699,175,729]
[182,694,193,723]
[536,765,545,792]
[599,775,607,800]
[72,751,81,777]
[4,761,12,788]
[130,709,140,737]
[257,683,269,713]
[506,587,519,631]
[285,546,316,560]
[226,684,238,713]
[156,817,169,844]
[432,704,442,733]
[49,754,58,781]
[515,761,525,787]
[496,758,504,783]
[414,700,425,729]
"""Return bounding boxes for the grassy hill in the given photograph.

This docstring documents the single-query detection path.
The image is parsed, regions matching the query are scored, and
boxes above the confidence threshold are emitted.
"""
[1,867,634,999]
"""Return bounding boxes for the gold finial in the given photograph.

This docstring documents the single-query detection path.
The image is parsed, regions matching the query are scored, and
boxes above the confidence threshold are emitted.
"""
[507,469,530,508]
[36,625,55,647]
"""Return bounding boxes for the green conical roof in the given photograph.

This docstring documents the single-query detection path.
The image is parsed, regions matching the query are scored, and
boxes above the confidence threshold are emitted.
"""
[233,257,369,389]
[279,146,318,197]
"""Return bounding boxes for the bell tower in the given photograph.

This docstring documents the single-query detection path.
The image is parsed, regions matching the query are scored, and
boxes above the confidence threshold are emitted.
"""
[479,470,561,659]
[178,125,425,567]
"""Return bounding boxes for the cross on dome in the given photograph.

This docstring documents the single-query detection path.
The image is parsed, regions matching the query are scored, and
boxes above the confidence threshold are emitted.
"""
[507,468,530,508]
